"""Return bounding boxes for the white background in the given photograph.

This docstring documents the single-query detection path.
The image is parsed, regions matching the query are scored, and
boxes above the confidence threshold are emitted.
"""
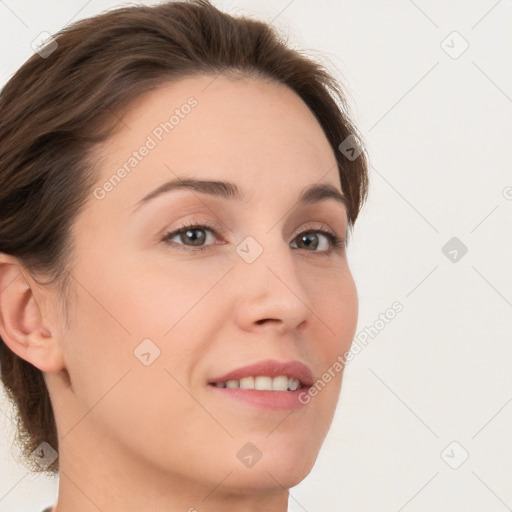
[1,1,511,511]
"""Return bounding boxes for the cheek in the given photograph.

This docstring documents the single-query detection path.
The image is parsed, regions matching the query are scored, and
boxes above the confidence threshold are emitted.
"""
[294,265,357,415]
[308,267,357,395]
[114,251,232,335]
[58,274,215,463]
[307,265,358,353]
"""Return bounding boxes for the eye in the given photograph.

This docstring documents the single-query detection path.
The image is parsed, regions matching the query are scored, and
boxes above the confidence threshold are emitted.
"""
[290,226,345,254]
[162,220,221,252]
[162,221,345,254]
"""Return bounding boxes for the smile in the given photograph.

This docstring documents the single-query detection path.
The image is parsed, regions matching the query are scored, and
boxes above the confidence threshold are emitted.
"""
[207,359,313,410]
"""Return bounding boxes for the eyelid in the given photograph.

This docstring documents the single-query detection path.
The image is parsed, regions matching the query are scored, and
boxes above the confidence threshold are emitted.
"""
[292,222,346,253]
[162,219,222,252]
[293,221,336,239]
[162,218,345,253]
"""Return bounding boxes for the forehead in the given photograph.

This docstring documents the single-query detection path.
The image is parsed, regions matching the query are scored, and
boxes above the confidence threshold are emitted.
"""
[91,74,340,213]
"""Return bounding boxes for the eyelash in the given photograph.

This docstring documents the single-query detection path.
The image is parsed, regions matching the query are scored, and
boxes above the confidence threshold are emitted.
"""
[162,220,345,255]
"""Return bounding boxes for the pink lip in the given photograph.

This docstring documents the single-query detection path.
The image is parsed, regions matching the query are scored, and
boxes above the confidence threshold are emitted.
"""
[207,359,314,411]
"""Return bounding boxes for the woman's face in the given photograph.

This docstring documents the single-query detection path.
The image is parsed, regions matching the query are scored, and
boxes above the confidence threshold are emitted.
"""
[47,74,358,498]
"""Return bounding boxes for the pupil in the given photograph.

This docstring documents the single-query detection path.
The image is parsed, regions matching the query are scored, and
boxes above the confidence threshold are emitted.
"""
[301,232,318,250]
[184,228,205,246]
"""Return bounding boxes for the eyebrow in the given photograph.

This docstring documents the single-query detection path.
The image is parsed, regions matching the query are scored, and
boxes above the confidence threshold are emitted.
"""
[131,177,348,213]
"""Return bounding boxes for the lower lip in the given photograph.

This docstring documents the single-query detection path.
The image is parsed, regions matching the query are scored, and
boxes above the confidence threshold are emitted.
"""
[208,385,310,410]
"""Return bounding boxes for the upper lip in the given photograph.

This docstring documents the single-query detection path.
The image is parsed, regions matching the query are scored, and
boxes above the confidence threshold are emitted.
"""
[208,359,314,387]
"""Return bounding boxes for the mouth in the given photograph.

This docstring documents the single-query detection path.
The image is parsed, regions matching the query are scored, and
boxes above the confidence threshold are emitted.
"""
[207,359,313,410]
[209,375,305,391]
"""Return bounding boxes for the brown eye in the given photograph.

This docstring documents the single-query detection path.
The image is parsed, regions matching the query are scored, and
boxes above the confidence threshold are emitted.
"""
[292,231,330,251]
[177,227,207,246]
[163,221,220,252]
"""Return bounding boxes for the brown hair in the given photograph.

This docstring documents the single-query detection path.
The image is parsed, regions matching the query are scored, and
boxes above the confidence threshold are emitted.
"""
[0,0,369,475]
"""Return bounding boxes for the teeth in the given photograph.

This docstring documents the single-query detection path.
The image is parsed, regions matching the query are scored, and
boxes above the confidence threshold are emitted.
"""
[272,375,289,391]
[240,376,255,389]
[214,375,301,391]
[254,376,271,390]
[288,377,300,391]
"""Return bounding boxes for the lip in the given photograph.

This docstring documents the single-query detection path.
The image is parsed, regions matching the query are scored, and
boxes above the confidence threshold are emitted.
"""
[207,359,313,411]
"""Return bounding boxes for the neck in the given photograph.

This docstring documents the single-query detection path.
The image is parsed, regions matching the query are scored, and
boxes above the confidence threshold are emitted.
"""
[51,435,290,512]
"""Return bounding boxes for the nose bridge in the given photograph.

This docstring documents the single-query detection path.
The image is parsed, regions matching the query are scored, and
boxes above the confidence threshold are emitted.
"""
[235,228,297,286]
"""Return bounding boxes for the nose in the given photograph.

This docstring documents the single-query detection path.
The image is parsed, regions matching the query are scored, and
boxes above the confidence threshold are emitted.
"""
[232,236,313,335]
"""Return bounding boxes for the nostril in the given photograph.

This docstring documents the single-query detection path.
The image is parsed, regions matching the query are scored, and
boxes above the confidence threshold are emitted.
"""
[255,318,279,325]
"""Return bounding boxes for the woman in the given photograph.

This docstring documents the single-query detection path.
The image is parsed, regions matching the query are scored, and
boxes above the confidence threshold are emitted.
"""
[0,1,369,510]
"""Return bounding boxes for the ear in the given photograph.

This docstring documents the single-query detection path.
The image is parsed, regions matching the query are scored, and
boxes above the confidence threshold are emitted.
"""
[0,254,66,373]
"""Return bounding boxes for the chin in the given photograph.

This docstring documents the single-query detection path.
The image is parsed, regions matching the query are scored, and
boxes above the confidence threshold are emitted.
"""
[222,444,319,493]
[225,465,313,494]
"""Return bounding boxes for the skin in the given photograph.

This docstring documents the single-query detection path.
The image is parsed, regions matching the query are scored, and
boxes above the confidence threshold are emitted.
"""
[0,74,358,512]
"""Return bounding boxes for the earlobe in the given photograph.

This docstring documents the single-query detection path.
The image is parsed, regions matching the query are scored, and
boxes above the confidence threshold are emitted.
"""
[0,256,65,373]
